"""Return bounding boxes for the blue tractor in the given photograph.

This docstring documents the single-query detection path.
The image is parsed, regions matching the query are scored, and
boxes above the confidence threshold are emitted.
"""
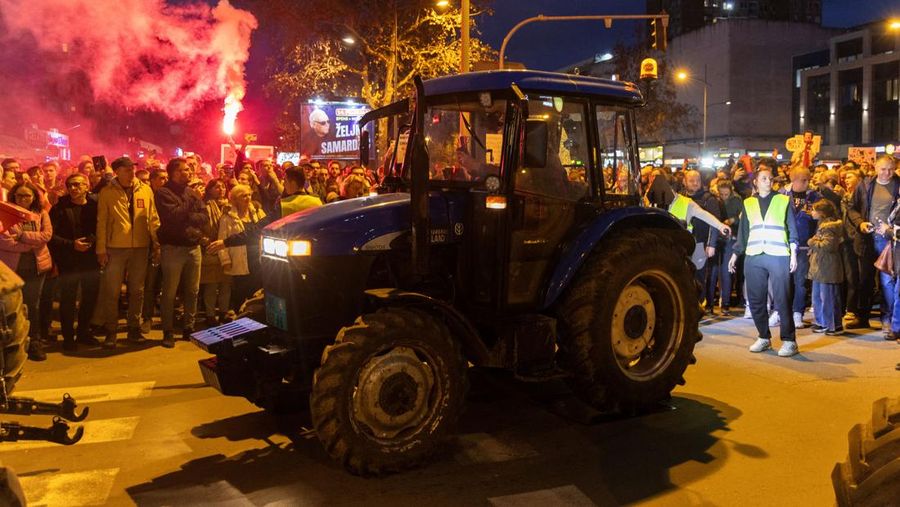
[193,70,700,475]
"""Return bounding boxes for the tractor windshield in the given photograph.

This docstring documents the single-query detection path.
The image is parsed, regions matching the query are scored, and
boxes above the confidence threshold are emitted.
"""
[422,96,507,183]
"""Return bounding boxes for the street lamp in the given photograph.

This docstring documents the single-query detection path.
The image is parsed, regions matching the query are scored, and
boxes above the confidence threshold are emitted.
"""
[341,35,356,45]
[436,0,469,73]
[675,67,711,154]
[889,19,900,31]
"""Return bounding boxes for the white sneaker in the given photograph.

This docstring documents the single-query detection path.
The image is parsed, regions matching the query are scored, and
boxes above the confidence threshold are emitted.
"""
[743,306,752,319]
[793,312,805,329]
[768,311,780,327]
[777,341,799,357]
[749,338,771,353]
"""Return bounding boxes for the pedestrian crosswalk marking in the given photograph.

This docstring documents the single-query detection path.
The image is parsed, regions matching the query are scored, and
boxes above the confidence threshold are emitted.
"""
[3,417,140,451]
[15,381,156,404]
[489,485,596,506]
[19,468,119,506]
[454,432,539,464]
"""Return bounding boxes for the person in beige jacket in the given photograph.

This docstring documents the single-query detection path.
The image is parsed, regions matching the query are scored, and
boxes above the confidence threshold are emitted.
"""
[95,157,160,348]
[218,184,266,308]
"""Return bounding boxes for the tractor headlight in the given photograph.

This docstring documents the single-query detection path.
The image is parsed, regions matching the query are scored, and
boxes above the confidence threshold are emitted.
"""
[262,237,311,261]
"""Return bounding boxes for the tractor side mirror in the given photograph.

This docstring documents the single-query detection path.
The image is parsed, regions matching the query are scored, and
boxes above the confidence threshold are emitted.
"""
[359,130,370,167]
[524,120,548,169]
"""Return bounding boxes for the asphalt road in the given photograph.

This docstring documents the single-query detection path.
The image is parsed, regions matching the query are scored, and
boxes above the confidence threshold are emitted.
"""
[3,311,898,506]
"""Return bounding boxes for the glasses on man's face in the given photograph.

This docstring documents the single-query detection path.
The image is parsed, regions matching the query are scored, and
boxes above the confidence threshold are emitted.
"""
[14,193,34,199]
[314,120,329,126]
[67,182,86,188]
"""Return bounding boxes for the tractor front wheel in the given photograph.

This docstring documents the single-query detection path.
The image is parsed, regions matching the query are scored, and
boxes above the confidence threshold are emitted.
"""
[557,228,700,413]
[310,307,467,475]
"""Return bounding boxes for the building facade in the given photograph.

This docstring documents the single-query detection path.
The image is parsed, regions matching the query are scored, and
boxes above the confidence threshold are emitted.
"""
[663,19,836,162]
[647,0,821,40]
[797,22,899,159]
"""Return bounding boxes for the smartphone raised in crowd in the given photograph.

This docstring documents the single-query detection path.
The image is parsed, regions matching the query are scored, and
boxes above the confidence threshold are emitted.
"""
[92,155,108,172]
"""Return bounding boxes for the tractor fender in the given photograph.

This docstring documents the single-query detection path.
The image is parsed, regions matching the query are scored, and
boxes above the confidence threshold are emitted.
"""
[542,207,692,309]
[364,288,491,365]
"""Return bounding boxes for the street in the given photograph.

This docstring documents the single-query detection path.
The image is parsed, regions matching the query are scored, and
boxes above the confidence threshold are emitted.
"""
[3,313,898,506]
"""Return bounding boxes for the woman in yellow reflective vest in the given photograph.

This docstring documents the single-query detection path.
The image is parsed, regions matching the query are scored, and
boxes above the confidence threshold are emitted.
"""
[728,159,800,357]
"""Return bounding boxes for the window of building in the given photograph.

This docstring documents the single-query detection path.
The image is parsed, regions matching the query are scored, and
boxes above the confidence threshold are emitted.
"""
[838,68,863,145]
[835,38,863,63]
[872,62,900,144]
[872,29,897,55]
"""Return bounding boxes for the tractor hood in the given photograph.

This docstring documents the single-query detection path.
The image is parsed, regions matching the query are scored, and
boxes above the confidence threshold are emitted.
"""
[263,192,464,256]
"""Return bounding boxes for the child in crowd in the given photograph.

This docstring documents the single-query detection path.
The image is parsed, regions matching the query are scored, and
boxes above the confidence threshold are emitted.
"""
[808,199,844,335]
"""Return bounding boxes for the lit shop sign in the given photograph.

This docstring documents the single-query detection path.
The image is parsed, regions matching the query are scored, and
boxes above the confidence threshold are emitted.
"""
[639,145,663,163]
[298,100,373,160]
[25,128,69,149]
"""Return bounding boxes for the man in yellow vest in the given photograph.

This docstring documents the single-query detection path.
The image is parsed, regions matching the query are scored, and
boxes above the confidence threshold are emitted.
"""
[728,158,800,357]
[645,174,730,270]
[279,165,323,218]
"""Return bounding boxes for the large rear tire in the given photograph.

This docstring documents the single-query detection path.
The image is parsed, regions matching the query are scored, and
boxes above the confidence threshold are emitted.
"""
[832,397,900,506]
[557,228,700,412]
[310,307,467,475]
[1,268,28,396]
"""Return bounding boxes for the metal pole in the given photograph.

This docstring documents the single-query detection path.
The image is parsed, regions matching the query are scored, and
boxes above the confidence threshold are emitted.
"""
[499,13,668,69]
[702,64,708,155]
[702,83,707,155]
[460,0,470,73]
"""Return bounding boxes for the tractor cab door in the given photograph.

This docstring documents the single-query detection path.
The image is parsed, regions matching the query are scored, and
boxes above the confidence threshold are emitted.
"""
[505,95,593,309]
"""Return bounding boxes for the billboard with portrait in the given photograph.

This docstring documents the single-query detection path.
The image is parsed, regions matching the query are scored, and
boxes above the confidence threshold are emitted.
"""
[299,101,373,161]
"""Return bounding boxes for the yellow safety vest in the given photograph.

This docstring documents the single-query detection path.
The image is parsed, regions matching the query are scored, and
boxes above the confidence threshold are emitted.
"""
[745,194,790,256]
[669,194,693,232]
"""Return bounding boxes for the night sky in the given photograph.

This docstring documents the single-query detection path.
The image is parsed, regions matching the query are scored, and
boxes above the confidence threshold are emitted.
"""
[476,0,900,71]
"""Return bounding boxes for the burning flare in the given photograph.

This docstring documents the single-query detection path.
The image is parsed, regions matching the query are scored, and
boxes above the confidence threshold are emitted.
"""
[223,89,244,136]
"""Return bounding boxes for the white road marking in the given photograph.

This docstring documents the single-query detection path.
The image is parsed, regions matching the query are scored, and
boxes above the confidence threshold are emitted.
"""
[19,468,118,506]
[14,381,156,404]
[489,485,596,506]
[454,432,539,464]
[3,416,140,451]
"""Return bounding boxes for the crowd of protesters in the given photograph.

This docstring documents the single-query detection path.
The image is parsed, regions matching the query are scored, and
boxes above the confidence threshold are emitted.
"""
[635,153,900,357]
[0,150,379,361]
[4,143,899,362]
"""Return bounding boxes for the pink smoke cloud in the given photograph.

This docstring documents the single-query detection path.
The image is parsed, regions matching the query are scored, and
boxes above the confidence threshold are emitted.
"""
[2,0,257,120]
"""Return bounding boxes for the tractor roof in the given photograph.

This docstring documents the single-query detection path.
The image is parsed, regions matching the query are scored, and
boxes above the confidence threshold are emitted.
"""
[423,69,643,104]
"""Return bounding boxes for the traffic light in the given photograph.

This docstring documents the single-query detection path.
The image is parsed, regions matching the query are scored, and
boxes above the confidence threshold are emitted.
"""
[650,16,667,51]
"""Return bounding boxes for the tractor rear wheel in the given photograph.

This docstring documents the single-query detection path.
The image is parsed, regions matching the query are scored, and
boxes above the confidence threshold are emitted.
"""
[832,397,900,506]
[1,270,28,396]
[557,228,700,412]
[310,307,467,475]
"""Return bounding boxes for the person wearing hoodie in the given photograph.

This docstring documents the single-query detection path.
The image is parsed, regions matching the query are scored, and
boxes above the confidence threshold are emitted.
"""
[96,157,160,349]
[155,158,224,348]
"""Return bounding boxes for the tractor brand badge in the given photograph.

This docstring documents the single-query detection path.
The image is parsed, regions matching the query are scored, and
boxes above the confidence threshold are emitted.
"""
[136,198,145,209]
[430,229,448,243]
[454,223,464,236]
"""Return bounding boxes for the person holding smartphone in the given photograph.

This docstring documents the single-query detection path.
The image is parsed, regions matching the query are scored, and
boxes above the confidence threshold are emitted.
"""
[49,173,100,351]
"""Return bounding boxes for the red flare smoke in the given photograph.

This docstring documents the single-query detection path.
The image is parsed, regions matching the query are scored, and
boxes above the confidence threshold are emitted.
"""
[3,0,258,120]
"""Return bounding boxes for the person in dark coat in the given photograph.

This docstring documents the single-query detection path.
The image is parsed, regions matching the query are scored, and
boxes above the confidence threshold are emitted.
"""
[49,173,101,351]
[846,156,900,332]
[807,200,844,335]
